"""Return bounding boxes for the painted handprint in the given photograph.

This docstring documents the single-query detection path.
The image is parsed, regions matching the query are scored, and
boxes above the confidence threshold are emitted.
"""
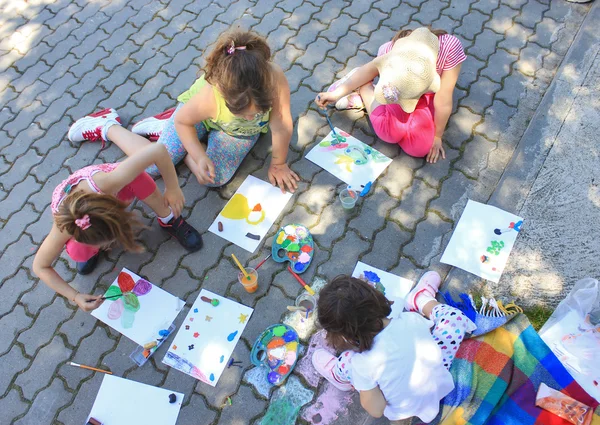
[105,271,152,329]
[486,240,505,256]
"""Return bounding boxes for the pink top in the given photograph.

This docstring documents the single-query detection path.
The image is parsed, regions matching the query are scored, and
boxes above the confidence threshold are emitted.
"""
[377,34,467,75]
[51,163,120,214]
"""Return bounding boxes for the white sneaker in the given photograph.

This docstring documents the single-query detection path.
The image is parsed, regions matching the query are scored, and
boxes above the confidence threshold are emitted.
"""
[311,349,353,391]
[68,108,121,148]
[131,107,175,141]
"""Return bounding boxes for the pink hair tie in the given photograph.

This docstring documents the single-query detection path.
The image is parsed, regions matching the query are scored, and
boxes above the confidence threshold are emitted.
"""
[75,215,91,230]
[227,41,247,55]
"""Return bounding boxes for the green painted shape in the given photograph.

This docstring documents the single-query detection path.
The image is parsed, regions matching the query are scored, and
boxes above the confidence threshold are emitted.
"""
[122,292,140,312]
[105,285,123,299]
[272,325,287,337]
[258,376,314,425]
[286,243,300,252]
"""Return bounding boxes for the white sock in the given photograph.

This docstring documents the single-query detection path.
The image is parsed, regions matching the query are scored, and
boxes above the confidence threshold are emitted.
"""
[415,293,436,313]
[158,209,174,224]
[102,119,121,142]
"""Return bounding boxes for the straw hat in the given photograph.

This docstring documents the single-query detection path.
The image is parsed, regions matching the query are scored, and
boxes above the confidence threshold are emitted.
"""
[373,27,440,113]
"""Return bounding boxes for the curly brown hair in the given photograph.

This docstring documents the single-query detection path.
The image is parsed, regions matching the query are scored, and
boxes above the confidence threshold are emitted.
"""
[203,29,275,115]
[317,275,392,352]
[392,27,448,43]
[55,191,145,253]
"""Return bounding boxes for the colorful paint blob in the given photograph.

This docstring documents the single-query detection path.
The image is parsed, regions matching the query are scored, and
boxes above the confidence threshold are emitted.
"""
[227,330,238,342]
[272,224,314,274]
[251,324,300,387]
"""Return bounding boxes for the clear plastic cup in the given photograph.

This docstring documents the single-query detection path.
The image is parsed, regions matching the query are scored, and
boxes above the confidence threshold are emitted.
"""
[238,268,259,293]
[295,293,316,319]
[339,188,358,209]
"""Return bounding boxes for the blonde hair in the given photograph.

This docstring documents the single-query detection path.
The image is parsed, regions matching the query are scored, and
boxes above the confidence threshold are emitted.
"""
[55,191,144,253]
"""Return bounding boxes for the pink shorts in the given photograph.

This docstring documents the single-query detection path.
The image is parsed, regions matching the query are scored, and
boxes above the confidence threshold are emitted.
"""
[65,172,156,262]
[369,93,436,158]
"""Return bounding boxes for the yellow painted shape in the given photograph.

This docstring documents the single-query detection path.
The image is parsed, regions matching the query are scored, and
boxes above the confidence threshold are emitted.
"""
[221,193,266,225]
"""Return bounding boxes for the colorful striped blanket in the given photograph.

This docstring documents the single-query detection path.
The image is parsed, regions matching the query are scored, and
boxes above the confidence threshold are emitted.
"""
[414,314,600,425]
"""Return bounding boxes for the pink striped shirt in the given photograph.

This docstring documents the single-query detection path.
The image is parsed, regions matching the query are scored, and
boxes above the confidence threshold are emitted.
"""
[377,34,466,75]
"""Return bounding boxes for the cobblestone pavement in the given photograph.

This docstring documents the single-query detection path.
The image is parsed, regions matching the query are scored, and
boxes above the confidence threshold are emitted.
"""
[0,0,594,424]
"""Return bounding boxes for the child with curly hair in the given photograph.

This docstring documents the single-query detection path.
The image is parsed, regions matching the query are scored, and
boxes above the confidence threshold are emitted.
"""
[312,272,476,423]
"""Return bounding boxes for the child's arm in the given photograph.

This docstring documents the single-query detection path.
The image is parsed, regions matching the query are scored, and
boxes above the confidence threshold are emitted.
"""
[268,64,300,193]
[32,223,104,312]
[359,387,387,418]
[174,83,218,185]
[315,62,379,108]
[96,141,185,217]
[427,64,462,164]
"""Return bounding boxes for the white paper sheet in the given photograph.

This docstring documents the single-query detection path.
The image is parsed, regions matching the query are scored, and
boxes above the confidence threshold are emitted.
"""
[208,175,293,252]
[87,375,183,425]
[351,262,414,318]
[440,200,524,283]
[162,290,253,387]
[92,268,184,346]
[305,128,392,188]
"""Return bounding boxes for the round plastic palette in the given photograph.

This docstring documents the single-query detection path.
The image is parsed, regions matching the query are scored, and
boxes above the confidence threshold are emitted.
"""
[271,224,314,274]
[250,324,299,386]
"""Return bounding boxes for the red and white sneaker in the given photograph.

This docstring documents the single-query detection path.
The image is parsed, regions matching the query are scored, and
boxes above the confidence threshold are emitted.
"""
[405,271,442,313]
[311,349,353,391]
[131,107,176,141]
[68,108,121,148]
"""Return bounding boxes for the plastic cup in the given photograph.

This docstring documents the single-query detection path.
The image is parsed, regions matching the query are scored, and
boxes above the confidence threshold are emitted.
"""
[238,267,259,293]
[339,188,357,209]
[295,293,316,319]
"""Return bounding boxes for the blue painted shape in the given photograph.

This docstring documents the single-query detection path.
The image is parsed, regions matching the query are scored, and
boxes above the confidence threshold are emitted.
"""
[227,330,238,342]
[210,373,215,381]
[220,355,224,363]
[159,329,170,337]
[194,308,199,313]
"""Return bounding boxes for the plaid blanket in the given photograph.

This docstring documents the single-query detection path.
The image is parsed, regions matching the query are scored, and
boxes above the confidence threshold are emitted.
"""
[415,314,600,425]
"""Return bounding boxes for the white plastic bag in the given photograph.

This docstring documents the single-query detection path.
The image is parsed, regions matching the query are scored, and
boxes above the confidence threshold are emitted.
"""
[539,278,600,403]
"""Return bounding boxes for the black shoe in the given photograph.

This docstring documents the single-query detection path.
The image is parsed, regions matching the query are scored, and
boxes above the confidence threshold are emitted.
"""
[159,216,203,252]
[77,252,100,275]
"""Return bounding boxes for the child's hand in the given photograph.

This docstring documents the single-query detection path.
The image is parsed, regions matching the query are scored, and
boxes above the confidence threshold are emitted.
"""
[191,154,216,185]
[75,293,104,312]
[315,92,338,109]
[426,136,446,163]
[164,186,185,217]
[268,163,300,193]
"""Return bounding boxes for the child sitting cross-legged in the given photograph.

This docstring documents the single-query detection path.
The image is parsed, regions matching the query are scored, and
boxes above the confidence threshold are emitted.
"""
[312,272,476,423]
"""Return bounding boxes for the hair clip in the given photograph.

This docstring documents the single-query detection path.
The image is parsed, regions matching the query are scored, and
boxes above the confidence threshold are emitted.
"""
[227,40,247,55]
[382,83,400,103]
[75,214,91,230]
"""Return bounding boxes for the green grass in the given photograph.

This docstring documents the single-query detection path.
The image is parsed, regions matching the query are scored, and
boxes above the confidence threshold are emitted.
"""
[522,304,554,331]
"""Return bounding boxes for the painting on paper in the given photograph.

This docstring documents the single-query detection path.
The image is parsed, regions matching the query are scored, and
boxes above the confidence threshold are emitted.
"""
[208,175,293,252]
[352,262,414,318]
[87,375,183,425]
[440,200,524,283]
[92,268,184,346]
[305,127,392,187]
[163,289,253,387]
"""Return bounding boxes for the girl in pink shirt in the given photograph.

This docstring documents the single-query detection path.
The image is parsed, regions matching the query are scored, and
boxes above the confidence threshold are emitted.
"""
[316,27,466,163]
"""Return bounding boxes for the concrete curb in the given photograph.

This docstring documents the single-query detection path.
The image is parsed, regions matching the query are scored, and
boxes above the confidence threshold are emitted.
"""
[444,1,600,295]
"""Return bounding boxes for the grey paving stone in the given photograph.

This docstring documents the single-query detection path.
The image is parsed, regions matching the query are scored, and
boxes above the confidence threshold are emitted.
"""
[15,378,72,425]
[0,344,29,395]
[455,133,498,178]
[378,154,420,198]
[3,101,44,138]
[460,76,501,112]
[218,384,267,424]
[360,221,412,270]
[286,21,327,51]
[327,31,368,64]
[58,308,98,347]
[485,4,520,34]
[455,9,488,41]
[123,355,167,386]
[277,0,304,13]
[317,230,370,280]
[403,212,453,267]
[473,0,500,14]
[515,0,549,29]
[58,327,116,389]
[38,72,79,107]
[498,23,533,55]
[177,393,218,425]
[412,0,446,24]
[56,374,103,425]
[0,205,40,253]
[474,100,517,142]
[0,149,44,191]
[31,142,77,181]
[389,178,438,230]
[516,44,550,77]
[0,389,29,424]
[348,186,396,239]
[72,13,110,42]
[161,267,202,302]
[481,49,518,83]
[1,123,44,162]
[429,171,476,222]
[468,29,504,61]
[414,146,461,188]
[443,107,481,149]
[18,297,73,357]
[15,335,71,400]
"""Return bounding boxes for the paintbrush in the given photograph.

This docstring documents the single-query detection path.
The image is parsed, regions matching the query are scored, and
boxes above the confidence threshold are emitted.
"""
[255,254,272,271]
[287,266,316,296]
[69,362,112,375]
[317,95,345,143]
[101,293,122,300]
[286,305,308,312]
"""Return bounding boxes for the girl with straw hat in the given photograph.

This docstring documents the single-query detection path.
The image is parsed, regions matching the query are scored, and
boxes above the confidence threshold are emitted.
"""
[316,27,466,164]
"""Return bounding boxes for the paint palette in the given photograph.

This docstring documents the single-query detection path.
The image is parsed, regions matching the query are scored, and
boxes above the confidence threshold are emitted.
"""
[251,324,299,386]
[271,224,314,274]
